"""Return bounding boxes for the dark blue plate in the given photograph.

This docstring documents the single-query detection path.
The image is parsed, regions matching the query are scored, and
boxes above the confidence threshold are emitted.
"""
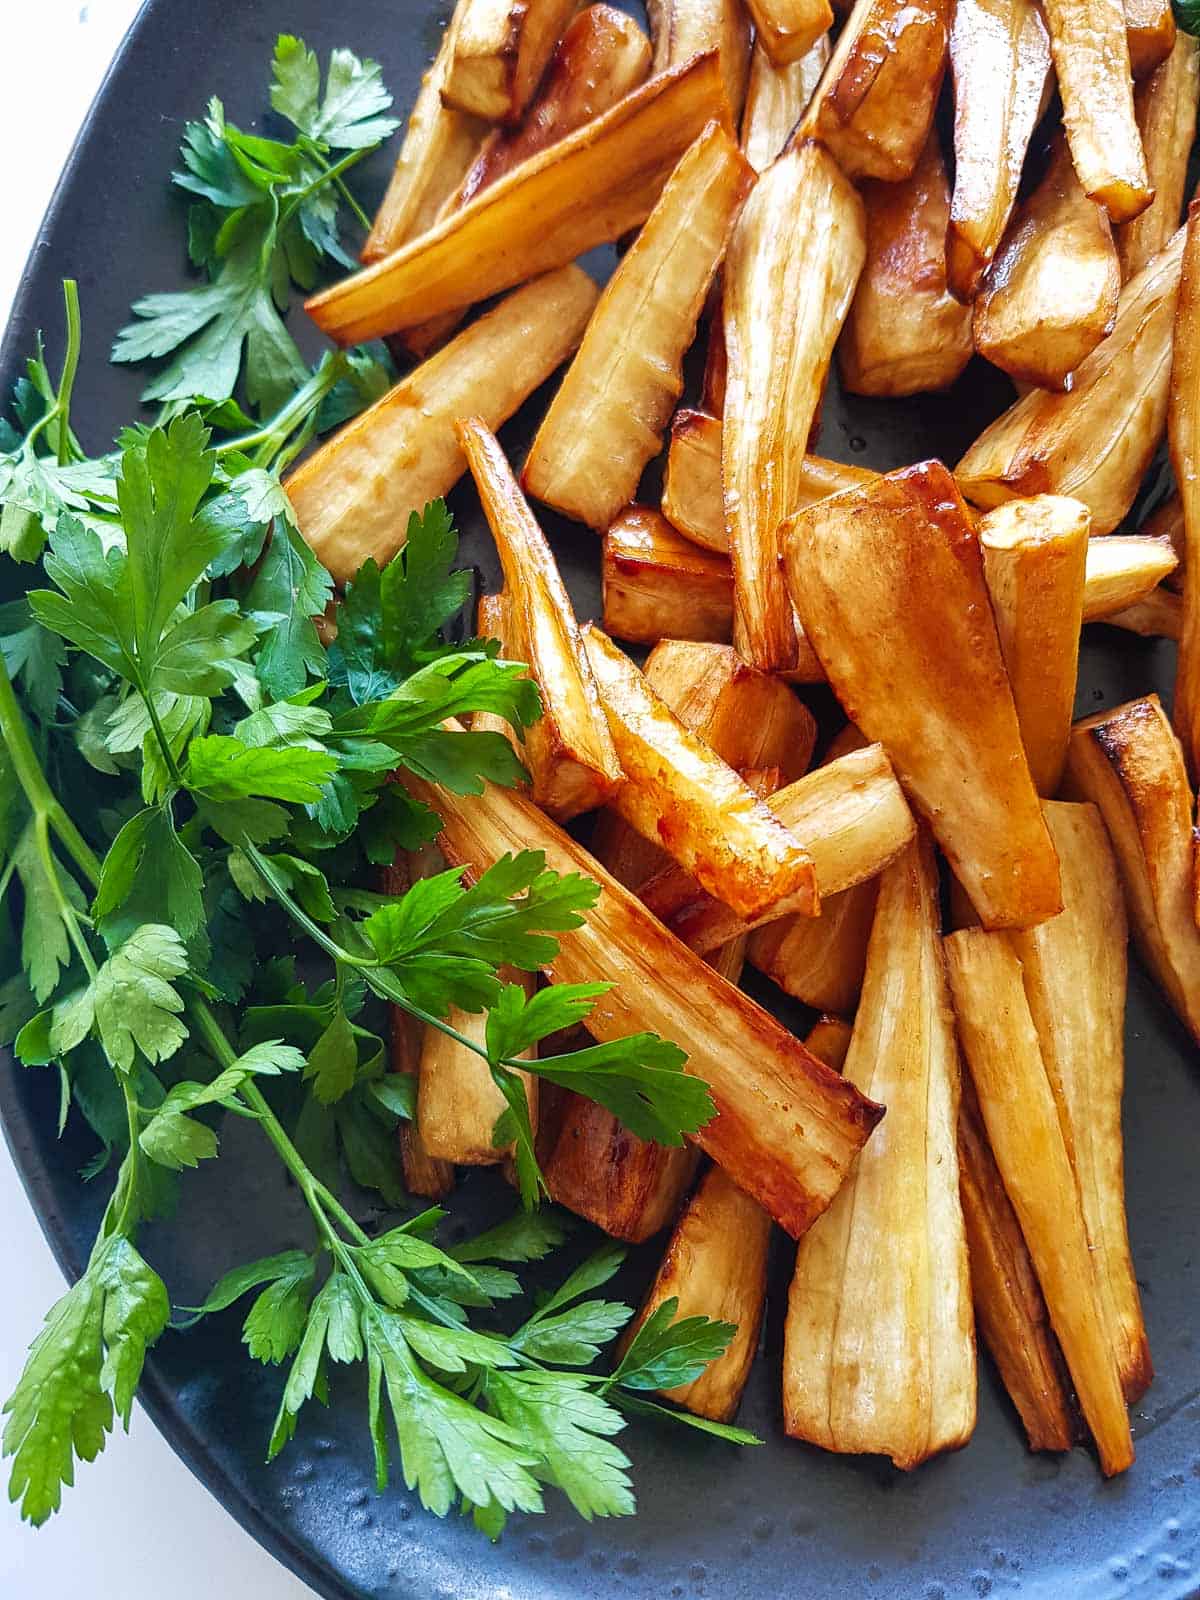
[2,3,1199,1595]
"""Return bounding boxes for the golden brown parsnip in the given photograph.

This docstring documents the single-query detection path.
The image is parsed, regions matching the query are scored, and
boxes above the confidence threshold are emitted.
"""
[723,142,866,670]
[523,122,753,531]
[1171,204,1200,780]
[458,419,622,820]
[839,131,972,397]
[1064,695,1200,1044]
[1010,802,1152,1402]
[700,307,728,417]
[944,929,1134,1477]
[1081,533,1180,618]
[784,461,1062,930]
[661,408,726,552]
[805,1015,854,1072]
[1125,0,1176,79]
[978,496,1090,796]
[798,0,952,181]
[401,765,885,1237]
[648,0,752,118]
[973,135,1121,391]
[957,227,1185,534]
[417,973,538,1164]
[748,877,878,1015]
[602,508,733,645]
[946,0,1052,300]
[745,0,831,68]
[1103,587,1183,637]
[740,34,830,172]
[784,837,975,1470]
[286,268,597,583]
[1141,490,1186,583]
[1042,0,1152,222]
[1118,35,1200,279]
[442,0,586,122]
[471,590,522,754]
[306,53,728,343]
[544,1098,701,1240]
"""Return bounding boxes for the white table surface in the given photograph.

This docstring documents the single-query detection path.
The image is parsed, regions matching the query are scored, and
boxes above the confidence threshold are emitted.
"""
[0,5,316,1596]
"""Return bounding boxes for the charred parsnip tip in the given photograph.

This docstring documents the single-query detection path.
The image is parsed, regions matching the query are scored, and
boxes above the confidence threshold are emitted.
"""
[285,268,597,582]
[306,52,728,343]
[418,975,539,1164]
[973,136,1121,392]
[944,929,1135,1477]
[946,0,1052,300]
[784,836,976,1470]
[1171,204,1200,781]
[979,495,1090,796]
[457,418,622,821]
[723,142,866,671]
[442,0,586,122]
[543,1095,701,1240]
[602,506,733,646]
[958,1076,1078,1453]
[524,122,752,532]
[804,1015,854,1072]
[1118,34,1200,280]
[1010,802,1152,1402]
[401,763,885,1237]
[957,227,1185,535]
[581,623,819,921]
[1125,0,1176,79]
[798,0,952,181]
[1082,533,1180,619]
[1103,587,1183,638]
[640,742,915,952]
[740,34,830,172]
[1041,0,1152,222]
[744,0,832,69]
[784,460,1062,930]
[648,0,752,120]
[1064,695,1200,1044]
[839,130,972,398]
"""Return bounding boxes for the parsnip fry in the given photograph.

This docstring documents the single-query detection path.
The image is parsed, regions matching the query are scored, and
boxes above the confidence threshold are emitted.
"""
[306,53,728,343]
[443,0,585,122]
[544,1096,700,1240]
[1125,0,1176,79]
[784,837,975,1470]
[979,495,1090,796]
[1141,490,1186,583]
[1171,203,1200,780]
[648,0,753,118]
[418,974,538,1163]
[1103,587,1182,637]
[748,876,877,1014]
[459,419,622,820]
[840,130,972,397]
[285,268,597,582]
[805,1015,853,1071]
[472,590,520,752]
[973,135,1121,391]
[745,0,832,69]
[1065,694,1200,1044]
[662,408,727,552]
[1118,35,1200,279]
[602,507,733,645]
[945,929,1134,1476]
[784,461,1061,929]
[1081,533,1180,618]
[524,122,753,531]
[723,142,866,670]
[957,227,1185,534]
[740,34,830,172]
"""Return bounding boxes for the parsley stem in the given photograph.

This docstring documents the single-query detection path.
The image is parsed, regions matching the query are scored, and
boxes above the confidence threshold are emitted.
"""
[214,352,348,467]
[53,281,83,468]
[281,147,372,231]
[140,687,186,789]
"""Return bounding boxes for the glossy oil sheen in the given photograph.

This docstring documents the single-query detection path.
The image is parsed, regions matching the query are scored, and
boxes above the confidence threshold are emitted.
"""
[0,3,1198,1597]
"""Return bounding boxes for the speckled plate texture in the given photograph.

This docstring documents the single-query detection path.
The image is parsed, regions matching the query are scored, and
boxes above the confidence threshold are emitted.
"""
[1,2,1198,1596]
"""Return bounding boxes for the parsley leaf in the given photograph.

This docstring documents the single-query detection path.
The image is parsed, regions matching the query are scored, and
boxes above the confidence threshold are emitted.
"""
[271,35,399,149]
[607,1298,736,1393]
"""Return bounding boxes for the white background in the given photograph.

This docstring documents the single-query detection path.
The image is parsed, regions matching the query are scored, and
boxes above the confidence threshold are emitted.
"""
[0,4,314,1596]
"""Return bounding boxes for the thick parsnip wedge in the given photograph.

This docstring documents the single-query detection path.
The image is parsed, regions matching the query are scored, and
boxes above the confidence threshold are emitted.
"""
[944,930,1134,1476]
[957,227,1185,535]
[1126,0,1176,79]
[1010,803,1152,1402]
[1042,0,1152,222]
[1064,695,1200,1044]
[798,0,952,181]
[805,1015,853,1071]
[723,142,866,670]
[523,122,753,531]
[979,496,1090,795]
[784,461,1061,929]
[286,269,597,582]
[442,0,585,122]
[1118,35,1200,279]
[946,0,1052,300]
[783,837,975,1470]
[839,131,972,397]
[640,743,915,951]
[1103,587,1183,637]
[748,877,878,1015]
[1171,204,1200,779]
[543,1097,701,1240]
[459,419,621,820]
[740,34,830,172]
[958,1076,1077,1452]
[973,136,1121,391]
[662,408,727,552]
[402,768,885,1236]
[602,507,732,645]
[745,0,831,69]
[648,0,752,117]
[418,974,538,1163]
[1082,533,1180,618]
[581,625,818,921]
[306,53,728,343]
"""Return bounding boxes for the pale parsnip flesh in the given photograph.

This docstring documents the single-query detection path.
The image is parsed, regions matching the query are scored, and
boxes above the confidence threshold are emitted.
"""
[740,34,830,172]
[1118,34,1200,279]
[648,0,752,119]
[442,0,586,123]
[417,976,538,1163]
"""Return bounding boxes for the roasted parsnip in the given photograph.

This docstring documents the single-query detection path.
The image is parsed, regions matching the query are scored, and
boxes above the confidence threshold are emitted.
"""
[946,0,1052,299]
[945,930,1134,1476]
[1125,0,1176,79]
[1103,587,1183,637]
[417,972,538,1163]
[602,507,733,645]
[1065,695,1200,1044]
[723,142,866,670]
[442,0,585,122]
[661,408,726,553]
[648,0,752,118]
[979,496,1090,795]
[1170,203,1200,780]
[973,135,1121,391]
[784,461,1062,929]
[748,877,878,1015]
[740,34,830,172]
[524,123,753,531]
[805,1015,854,1072]
[285,268,597,582]
[744,0,831,69]
[401,766,885,1237]
[1081,532,1180,618]
[839,131,973,398]
[957,227,1185,535]
[544,1097,701,1240]
[1141,490,1186,582]
[1118,34,1200,279]
[458,419,622,820]
[306,53,727,343]
[472,590,519,751]
[783,837,975,1470]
